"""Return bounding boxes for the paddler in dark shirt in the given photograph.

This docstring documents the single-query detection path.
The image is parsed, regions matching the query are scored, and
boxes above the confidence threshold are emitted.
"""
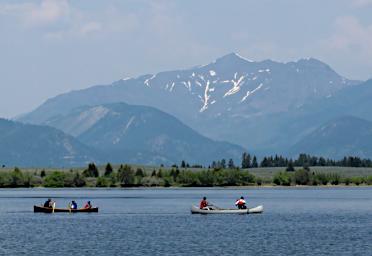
[43,198,52,208]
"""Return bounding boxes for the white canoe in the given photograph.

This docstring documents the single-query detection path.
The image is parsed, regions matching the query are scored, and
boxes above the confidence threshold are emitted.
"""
[191,205,263,214]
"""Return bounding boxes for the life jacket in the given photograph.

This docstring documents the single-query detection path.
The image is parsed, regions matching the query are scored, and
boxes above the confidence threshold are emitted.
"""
[235,199,246,206]
[200,200,208,209]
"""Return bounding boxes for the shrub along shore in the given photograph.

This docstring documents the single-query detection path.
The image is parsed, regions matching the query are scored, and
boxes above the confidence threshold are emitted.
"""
[1,163,372,188]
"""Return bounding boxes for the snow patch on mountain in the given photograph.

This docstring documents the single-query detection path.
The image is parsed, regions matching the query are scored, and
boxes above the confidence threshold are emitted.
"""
[241,83,264,102]
[113,116,136,144]
[224,73,245,97]
[144,75,156,87]
[182,81,191,91]
[169,82,175,92]
[234,53,253,62]
[258,69,270,73]
[200,80,211,112]
[63,139,75,155]
[198,74,205,81]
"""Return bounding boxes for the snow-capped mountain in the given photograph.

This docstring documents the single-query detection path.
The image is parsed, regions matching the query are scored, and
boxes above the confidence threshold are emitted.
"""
[135,53,354,116]
[21,53,357,124]
[19,53,361,156]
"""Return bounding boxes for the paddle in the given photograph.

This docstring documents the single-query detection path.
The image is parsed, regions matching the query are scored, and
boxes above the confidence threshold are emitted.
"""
[206,203,221,210]
[52,201,55,213]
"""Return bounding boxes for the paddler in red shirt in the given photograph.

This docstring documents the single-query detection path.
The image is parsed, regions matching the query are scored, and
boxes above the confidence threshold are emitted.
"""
[199,196,209,209]
[235,196,247,209]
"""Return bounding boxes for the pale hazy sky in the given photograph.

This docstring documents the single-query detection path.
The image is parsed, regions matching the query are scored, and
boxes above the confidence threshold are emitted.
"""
[1,0,372,118]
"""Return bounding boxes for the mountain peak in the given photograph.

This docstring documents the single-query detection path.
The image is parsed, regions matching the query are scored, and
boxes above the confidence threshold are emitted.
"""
[214,52,253,64]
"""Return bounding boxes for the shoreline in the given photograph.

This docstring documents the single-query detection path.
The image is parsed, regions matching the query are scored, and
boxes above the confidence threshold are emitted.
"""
[1,184,372,190]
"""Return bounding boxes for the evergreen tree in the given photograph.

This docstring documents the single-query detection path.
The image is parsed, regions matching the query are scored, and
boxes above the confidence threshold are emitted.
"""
[246,154,252,168]
[221,159,226,169]
[117,164,135,186]
[319,157,326,166]
[241,152,252,168]
[260,157,268,167]
[157,169,163,178]
[181,160,186,168]
[83,163,99,177]
[211,161,217,169]
[274,155,279,167]
[104,163,113,176]
[296,153,308,167]
[286,160,295,172]
[228,158,235,169]
[241,152,247,168]
[135,168,145,177]
[252,156,258,168]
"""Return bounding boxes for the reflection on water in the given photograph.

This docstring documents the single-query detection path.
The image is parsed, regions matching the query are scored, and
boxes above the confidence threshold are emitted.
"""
[0,188,371,255]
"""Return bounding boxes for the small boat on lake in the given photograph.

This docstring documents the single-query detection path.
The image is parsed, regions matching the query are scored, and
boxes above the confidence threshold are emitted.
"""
[191,205,263,214]
[34,205,99,213]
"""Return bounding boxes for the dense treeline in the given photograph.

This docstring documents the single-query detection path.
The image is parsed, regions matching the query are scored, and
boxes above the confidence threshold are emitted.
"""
[273,168,372,186]
[0,163,255,187]
[1,162,372,188]
[235,153,372,168]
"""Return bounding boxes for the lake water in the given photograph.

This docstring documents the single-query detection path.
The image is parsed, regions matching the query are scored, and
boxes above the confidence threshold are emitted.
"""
[0,187,371,255]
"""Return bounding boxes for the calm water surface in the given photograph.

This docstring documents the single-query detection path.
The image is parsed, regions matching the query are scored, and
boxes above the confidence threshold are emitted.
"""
[0,187,371,255]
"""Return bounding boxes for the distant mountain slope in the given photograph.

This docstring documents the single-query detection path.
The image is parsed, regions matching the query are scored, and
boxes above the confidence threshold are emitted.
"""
[289,116,372,159]
[47,103,245,165]
[0,119,98,167]
[294,79,372,122]
[259,79,372,155]
[18,53,358,154]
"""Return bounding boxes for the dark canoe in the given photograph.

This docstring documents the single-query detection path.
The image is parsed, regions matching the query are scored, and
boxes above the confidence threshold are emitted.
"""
[34,205,98,213]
